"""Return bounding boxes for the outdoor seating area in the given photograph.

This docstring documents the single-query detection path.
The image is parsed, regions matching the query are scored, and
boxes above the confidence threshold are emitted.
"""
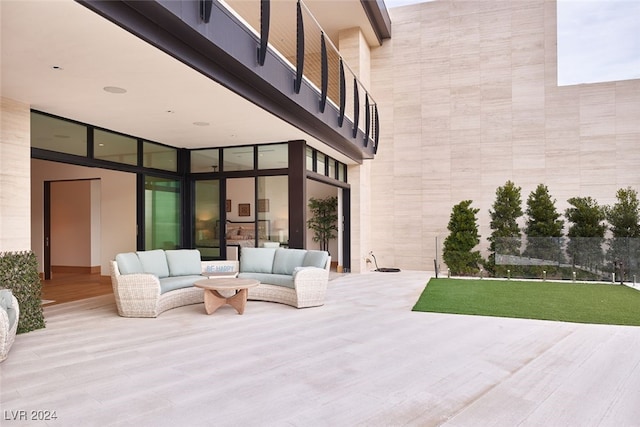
[2,270,639,425]
[110,249,238,317]
[110,248,331,317]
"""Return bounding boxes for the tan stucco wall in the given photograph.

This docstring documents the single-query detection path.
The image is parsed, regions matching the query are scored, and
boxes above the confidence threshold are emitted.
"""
[368,0,640,271]
[0,97,31,252]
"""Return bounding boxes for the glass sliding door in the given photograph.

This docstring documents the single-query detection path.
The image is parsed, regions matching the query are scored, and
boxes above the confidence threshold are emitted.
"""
[226,177,256,248]
[144,176,181,250]
[258,175,288,246]
[194,180,221,258]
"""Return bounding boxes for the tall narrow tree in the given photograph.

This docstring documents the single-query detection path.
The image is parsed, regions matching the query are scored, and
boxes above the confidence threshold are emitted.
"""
[523,184,565,266]
[307,196,338,252]
[487,181,523,276]
[565,196,606,274]
[442,200,482,275]
[605,187,640,280]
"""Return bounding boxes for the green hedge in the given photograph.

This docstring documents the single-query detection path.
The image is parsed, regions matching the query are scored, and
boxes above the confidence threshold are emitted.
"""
[0,251,45,333]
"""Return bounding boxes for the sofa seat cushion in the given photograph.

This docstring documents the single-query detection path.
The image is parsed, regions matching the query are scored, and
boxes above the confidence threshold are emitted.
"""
[273,248,307,275]
[238,272,294,289]
[303,250,329,269]
[115,252,144,274]
[159,275,203,294]
[166,249,201,276]
[240,248,277,273]
[137,249,170,278]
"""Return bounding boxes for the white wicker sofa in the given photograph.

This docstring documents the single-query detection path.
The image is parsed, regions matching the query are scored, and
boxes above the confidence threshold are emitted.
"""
[1,289,19,362]
[110,249,237,318]
[239,247,331,308]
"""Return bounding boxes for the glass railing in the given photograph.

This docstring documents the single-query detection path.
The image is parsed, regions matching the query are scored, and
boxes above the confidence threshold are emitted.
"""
[494,237,640,282]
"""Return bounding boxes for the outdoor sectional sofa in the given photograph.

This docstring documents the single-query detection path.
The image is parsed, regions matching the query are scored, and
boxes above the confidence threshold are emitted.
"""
[110,247,330,317]
[239,247,331,308]
[110,249,237,317]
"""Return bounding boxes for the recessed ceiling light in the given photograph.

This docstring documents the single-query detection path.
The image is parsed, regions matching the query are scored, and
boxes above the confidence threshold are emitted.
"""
[193,122,210,126]
[103,86,127,94]
[166,110,175,114]
[51,65,63,71]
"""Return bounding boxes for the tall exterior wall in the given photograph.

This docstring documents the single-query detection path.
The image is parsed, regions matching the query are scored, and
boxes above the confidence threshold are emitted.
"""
[370,0,640,271]
[339,28,374,272]
[0,97,31,252]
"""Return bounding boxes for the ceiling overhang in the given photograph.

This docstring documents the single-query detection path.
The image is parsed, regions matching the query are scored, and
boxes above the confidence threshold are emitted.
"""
[1,0,387,165]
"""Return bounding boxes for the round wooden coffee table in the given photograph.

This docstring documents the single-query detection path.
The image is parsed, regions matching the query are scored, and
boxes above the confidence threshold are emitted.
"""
[194,278,259,315]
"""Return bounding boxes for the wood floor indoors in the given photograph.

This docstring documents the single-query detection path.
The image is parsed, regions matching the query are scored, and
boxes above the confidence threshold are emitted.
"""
[3,271,640,426]
[41,272,113,305]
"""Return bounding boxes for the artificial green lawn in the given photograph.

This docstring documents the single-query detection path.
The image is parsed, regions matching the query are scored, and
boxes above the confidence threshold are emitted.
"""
[413,278,640,326]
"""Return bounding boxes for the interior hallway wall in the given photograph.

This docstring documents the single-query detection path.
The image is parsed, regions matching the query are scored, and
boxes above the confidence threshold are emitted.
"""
[370,0,640,271]
[50,180,101,272]
[31,159,136,276]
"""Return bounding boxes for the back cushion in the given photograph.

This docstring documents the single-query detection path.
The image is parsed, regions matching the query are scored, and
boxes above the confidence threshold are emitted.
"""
[240,247,276,273]
[165,249,201,276]
[273,248,307,275]
[136,249,170,278]
[303,250,329,268]
[115,252,144,274]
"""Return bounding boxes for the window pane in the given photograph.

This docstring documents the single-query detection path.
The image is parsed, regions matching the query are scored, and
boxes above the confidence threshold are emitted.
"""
[338,163,347,182]
[143,141,177,172]
[195,180,221,258]
[317,154,325,175]
[191,149,220,173]
[94,129,138,165]
[328,158,336,179]
[258,176,288,245]
[145,176,180,250]
[258,143,288,169]
[31,112,87,156]
[223,146,254,171]
[306,146,314,171]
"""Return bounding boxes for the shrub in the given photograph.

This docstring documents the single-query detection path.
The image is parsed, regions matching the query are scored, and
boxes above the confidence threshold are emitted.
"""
[0,251,45,334]
[443,200,482,275]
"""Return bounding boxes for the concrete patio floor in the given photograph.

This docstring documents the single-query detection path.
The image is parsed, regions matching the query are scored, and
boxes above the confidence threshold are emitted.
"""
[2,271,639,426]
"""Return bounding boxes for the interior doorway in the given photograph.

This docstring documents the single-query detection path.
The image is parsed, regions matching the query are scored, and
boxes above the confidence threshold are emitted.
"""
[43,179,101,280]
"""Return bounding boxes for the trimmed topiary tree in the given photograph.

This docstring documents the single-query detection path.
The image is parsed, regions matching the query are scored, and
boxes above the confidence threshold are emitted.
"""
[523,184,565,277]
[486,180,523,276]
[442,200,482,275]
[0,251,45,334]
[605,187,640,281]
[565,196,606,276]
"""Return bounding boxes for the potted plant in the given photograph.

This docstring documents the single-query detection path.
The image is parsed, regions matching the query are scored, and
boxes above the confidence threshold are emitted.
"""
[307,196,338,252]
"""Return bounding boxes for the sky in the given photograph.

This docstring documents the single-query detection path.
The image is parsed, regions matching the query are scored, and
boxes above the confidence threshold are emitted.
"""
[383,0,640,86]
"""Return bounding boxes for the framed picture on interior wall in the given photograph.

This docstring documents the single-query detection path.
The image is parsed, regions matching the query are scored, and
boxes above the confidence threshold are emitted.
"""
[258,198,270,213]
[226,199,231,212]
[238,203,251,217]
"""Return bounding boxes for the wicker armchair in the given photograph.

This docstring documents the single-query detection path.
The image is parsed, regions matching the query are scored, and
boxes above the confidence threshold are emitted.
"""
[0,290,19,362]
